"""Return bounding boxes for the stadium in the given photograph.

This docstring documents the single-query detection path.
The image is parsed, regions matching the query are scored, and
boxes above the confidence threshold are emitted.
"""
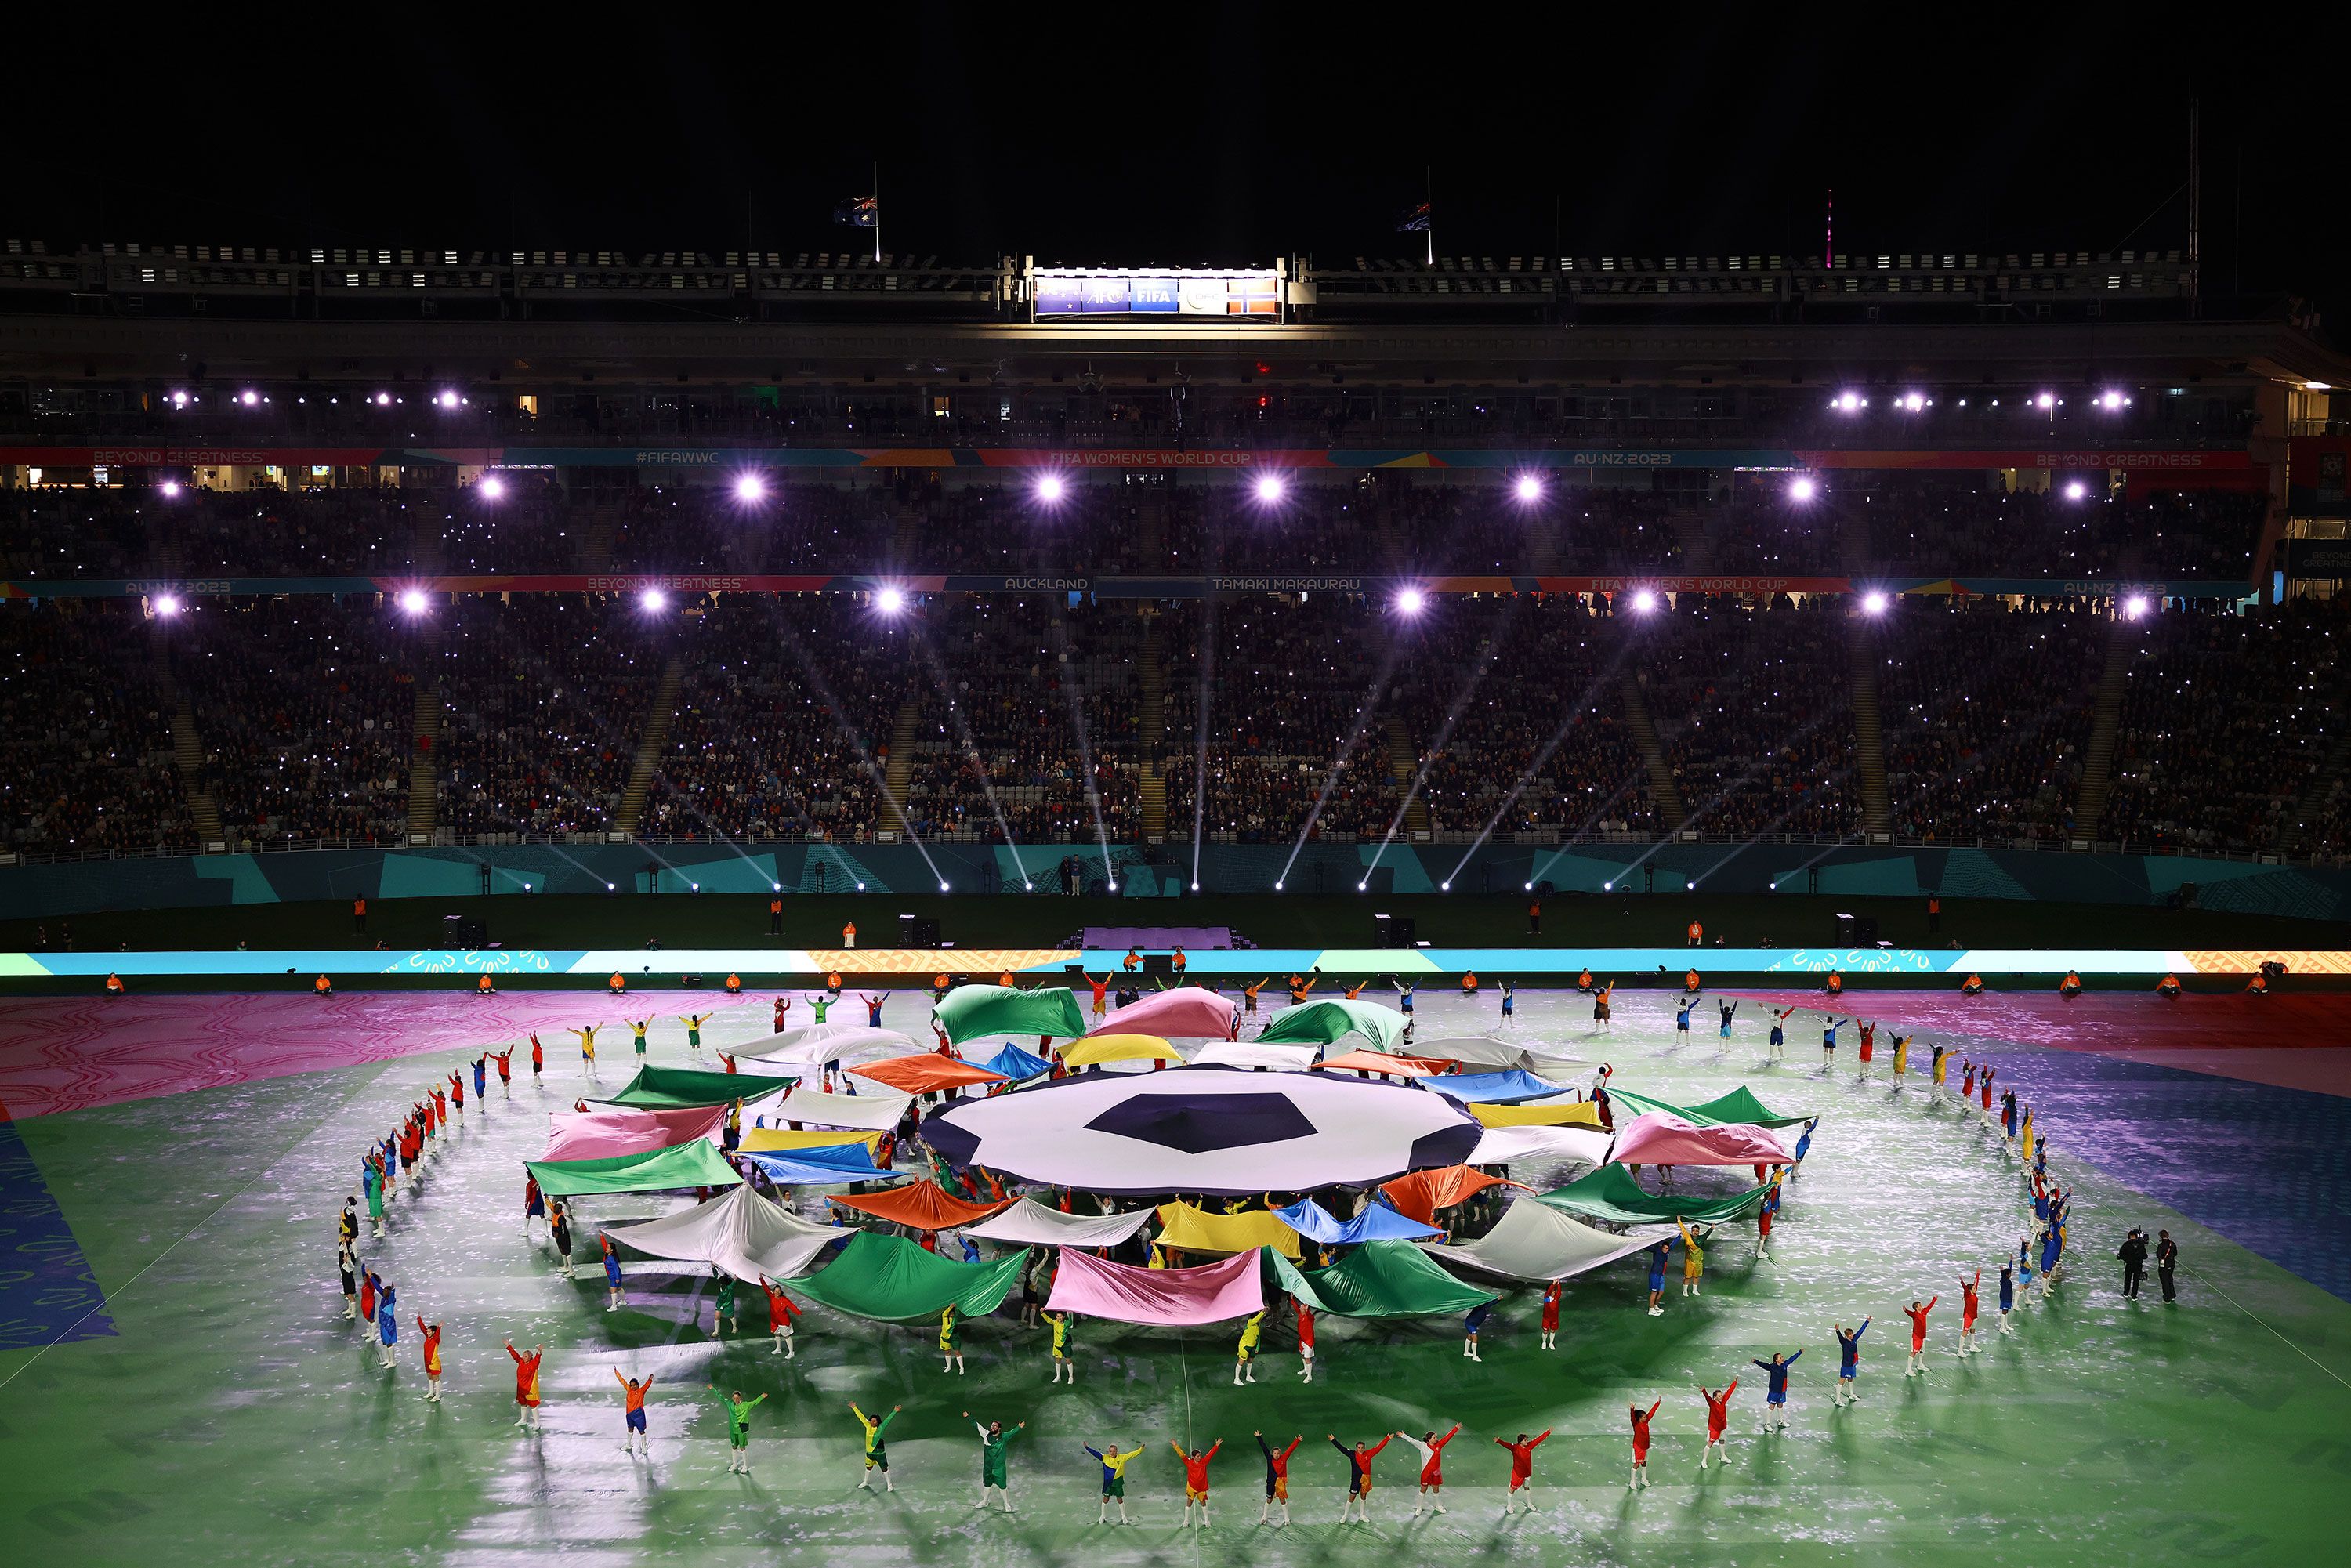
[4,33,2349,1568]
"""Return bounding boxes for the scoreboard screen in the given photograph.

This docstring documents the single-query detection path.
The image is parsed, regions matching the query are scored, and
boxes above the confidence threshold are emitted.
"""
[1031,268,1280,318]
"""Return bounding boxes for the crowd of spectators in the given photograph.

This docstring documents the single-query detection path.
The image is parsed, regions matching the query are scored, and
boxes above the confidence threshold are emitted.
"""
[2,490,158,580]
[1874,601,2107,842]
[1639,596,1859,838]
[2104,602,2346,853]
[641,596,909,842]
[12,570,2346,861]
[174,599,411,843]
[0,601,192,854]
[433,596,666,837]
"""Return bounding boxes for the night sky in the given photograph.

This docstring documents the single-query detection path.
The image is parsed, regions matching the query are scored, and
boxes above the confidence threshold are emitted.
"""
[16,20,2340,318]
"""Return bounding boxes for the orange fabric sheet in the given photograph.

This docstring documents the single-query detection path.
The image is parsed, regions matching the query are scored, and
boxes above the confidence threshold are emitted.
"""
[851,1054,1009,1095]
[829,1179,1011,1231]
[1381,1165,1524,1225]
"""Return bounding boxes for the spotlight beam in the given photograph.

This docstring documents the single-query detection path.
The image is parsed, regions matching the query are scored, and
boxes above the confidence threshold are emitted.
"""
[911,628,1033,889]
[1273,624,1411,893]
[1447,635,1643,885]
[755,596,951,889]
[1366,599,1522,883]
[1049,615,1114,893]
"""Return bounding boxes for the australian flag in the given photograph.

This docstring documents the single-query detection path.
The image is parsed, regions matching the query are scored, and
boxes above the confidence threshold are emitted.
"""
[1396,201,1431,233]
[834,194,878,229]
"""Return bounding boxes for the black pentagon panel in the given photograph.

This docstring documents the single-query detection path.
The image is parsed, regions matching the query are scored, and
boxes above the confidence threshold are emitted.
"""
[1084,1092,1317,1153]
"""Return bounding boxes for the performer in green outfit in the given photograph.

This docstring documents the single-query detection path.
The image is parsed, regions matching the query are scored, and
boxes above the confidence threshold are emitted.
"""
[854,1403,900,1490]
[708,1386,767,1474]
[963,1412,1026,1511]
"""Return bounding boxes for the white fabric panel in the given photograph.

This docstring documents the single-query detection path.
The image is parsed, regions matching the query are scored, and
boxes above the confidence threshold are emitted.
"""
[757,1085,915,1132]
[1420,1199,1670,1283]
[1190,1041,1320,1071]
[1467,1124,1617,1168]
[602,1185,849,1283]
[958,1196,1155,1248]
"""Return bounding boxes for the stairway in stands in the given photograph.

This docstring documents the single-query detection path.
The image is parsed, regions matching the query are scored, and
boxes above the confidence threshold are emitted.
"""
[1620,677,1688,831]
[161,669,226,849]
[1848,621,1892,833]
[614,657,685,835]
[405,684,441,842]
[1137,613,1168,838]
[2069,620,2139,838]
[1382,720,1431,835]
[2288,723,2351,854]
[881,699,923,833]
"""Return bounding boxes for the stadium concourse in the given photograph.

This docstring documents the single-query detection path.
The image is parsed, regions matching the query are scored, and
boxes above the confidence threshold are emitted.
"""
[1,983,2346,1566]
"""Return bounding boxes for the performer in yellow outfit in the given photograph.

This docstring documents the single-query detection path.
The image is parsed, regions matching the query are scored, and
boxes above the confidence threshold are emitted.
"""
[1233,1310,1264,1385]
[1677,1219,1708,1297]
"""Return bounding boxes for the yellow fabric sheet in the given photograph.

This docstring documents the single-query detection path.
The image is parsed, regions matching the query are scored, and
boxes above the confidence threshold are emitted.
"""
[1470,1098,1603,1128]
[1154,1200,1301,1259]
[1063,1034,1184,1067]
[741,1128,884,1154]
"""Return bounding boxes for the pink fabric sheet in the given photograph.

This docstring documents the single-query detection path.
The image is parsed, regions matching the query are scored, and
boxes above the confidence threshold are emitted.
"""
[1084,985,1237,1041]
[542,1104,724,1162]
[1610,1110,1791,1168]
[1045,1244,1265,1327]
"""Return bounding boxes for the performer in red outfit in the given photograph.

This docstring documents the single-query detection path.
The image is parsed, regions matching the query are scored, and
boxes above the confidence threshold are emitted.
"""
[1496,1429,1552,1512]
[1399,1424,1459,1516]
[1697,1380,1739,1469]
[1628,1400,1660,1490]
[1904,1295,1940,1376]
[506,1341,544,1432]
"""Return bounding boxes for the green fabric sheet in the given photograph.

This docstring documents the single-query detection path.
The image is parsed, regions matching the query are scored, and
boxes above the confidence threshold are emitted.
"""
[524,1139,746,1197]
[597,1065,797,1109]
[1531,1164,1770,1226]
[1253,998,1407,1052]
[1607,1085,1811,1130]
[792,1231,1033,1321]
[1266,1240,1497,1320]
[933,985,1088,1045]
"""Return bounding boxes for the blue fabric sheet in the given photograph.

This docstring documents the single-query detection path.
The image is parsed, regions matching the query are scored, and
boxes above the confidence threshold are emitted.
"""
[742,1143,900,1186]
[1425,1070,1572,1105]
[969,1042,1056,1081]
[1276,1197,1444,1244]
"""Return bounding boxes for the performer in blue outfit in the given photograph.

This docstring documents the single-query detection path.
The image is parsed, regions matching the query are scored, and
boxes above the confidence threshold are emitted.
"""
[1832,1318,1869,1407]
[1751,1349,1802,1431]
[1646,1239,1671,1316]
